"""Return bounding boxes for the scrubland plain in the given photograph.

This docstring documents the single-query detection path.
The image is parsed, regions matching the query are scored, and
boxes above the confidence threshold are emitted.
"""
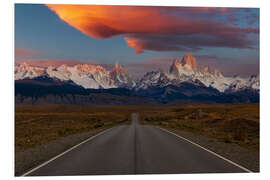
[15,105,132,152]
[140,103,259,151]
[15,104,259,152]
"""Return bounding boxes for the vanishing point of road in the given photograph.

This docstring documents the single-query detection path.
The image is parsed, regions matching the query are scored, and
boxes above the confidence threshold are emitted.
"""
[23,113,250,176]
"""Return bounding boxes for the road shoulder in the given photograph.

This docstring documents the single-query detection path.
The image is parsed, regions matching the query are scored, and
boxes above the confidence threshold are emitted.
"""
[156,127,259,172]
[15,127,110,176]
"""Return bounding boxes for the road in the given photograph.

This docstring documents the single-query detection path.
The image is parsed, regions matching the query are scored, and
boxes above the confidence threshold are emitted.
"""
[24,113,248,176]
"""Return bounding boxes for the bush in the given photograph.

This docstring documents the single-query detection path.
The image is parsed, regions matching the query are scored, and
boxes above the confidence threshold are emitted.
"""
[57,130,64,136]
[94,123,103,129]
[233,130,248,141]
[65,128,73,132]
[223,135,233,143]
[177,123,195,130]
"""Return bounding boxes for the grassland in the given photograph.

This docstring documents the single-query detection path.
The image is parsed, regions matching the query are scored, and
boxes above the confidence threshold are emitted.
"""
[139,103,259,151]
[15,104,259,152]
[15,105,136,152]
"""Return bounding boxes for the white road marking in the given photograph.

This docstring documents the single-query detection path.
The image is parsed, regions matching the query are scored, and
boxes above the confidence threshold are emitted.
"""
[20,117,253,176]
[21,127,114,176]
[158,127,253,173]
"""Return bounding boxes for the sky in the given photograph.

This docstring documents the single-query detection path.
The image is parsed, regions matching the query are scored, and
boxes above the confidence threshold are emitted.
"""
[15,4,259,77]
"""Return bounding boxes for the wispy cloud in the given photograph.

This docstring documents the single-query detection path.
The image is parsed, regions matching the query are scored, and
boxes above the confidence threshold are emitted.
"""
[15,48,41,59]
[16,59,100,67]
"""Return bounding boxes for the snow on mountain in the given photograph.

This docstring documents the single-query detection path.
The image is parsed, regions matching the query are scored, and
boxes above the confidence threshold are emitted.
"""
[110,62,136,88]
[15,62,45,80]
[248,75,260,90]
[15,53,259,92]
[225,74,259,92]
[136,71,171,90]
[15,62,135,89]
[46,65,70,81]
[71,64,115,89]
[139,52,230,92]
[137,52,259,93]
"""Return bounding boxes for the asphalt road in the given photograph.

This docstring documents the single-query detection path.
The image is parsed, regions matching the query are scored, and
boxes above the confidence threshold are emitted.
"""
[25,113,248,176]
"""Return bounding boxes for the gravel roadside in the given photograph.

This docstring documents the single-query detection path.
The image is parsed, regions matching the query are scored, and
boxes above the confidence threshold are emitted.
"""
[15,127,112,176]
[162,127,259,172]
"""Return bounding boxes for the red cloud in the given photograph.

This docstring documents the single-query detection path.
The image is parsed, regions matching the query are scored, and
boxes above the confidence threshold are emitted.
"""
[46,5,189,38]
[46,5,251,38]
[15,48,40,59]
[46,5,259,53]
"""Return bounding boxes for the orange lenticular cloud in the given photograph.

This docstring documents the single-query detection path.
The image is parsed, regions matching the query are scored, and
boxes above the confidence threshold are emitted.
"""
[124,37,145,54]
[45,5,258,53]
[45,4,207,38]
[45,5,256,38]
[47,5,151,38]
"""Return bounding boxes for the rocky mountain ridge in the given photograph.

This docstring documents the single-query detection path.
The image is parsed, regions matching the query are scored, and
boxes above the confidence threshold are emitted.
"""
[15,53,259,93]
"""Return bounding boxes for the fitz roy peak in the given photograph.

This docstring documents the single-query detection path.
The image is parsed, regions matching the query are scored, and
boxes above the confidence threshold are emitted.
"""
[180,52,198,68]
[15,53,259,93]
[138,53,258,92]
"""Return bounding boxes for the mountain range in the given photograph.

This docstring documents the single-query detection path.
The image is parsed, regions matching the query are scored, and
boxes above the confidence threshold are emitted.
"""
[15,53,259,105]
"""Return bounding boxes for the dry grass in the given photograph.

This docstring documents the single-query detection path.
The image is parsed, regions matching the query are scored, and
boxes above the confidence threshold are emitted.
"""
[139,103,259,151]
[15,105,135,152]
[15,104,259,152]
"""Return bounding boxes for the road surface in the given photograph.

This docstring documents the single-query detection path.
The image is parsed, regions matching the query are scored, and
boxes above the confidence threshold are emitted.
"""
[24,113,248,176]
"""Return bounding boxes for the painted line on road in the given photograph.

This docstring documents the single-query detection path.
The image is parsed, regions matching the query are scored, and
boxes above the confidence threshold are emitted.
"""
[157,127,253,173]
[21,127,114,176]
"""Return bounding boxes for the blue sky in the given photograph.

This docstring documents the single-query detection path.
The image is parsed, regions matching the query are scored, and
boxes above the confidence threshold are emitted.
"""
[15,4,259,77]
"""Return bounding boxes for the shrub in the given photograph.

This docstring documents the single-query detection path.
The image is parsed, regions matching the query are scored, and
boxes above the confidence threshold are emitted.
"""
[94,123,103,129]
[223,135,233,143]
[233,130,248,141]
[65,128,73,132]
[57,130,64,136]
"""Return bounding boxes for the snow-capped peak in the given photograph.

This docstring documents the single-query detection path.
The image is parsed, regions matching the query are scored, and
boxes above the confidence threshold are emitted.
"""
[74,64,107,74]
[181,52,198,69]
[112,62,128,74]
[15,54,259,93]
[15,62,45,80]
[202,66,223,77]
[15,61,136,89]
[169,56,195,77]
[137,52,258,93]
[110,62,135,88]
[169,59,181,75]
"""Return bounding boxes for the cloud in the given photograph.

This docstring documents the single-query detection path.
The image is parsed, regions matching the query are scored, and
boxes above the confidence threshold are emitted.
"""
[15,48,41,59]
[15,59,100,68]
[124,33,257,54]
[46,5,259,53]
